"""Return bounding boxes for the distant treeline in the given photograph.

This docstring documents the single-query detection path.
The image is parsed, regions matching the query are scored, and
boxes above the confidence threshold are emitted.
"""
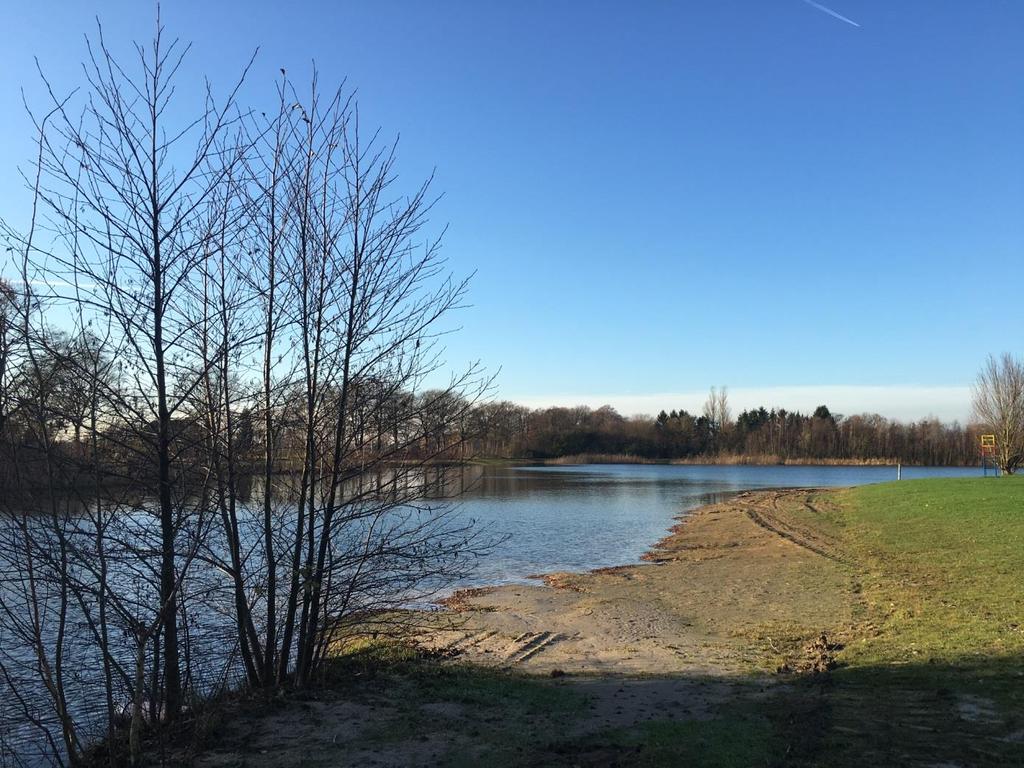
[466,401,983,466]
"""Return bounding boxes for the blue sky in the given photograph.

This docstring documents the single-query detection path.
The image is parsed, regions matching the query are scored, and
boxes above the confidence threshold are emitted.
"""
[2,1,1021,422]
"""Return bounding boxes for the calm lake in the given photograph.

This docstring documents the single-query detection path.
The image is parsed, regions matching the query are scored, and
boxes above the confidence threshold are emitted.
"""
[0,462,981,765]
[450,463,982,589]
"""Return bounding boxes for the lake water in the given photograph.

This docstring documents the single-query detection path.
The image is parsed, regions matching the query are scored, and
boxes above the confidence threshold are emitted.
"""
[0,462,982,765]
[450,463,982,588]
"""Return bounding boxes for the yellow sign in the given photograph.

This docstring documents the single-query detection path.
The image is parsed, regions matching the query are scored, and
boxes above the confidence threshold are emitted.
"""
[981,434,996,448]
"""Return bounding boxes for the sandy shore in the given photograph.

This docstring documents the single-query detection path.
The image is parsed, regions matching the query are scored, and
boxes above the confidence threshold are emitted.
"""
[424,488,856,675]
[180,483,1024,766]
[190,489,861,767]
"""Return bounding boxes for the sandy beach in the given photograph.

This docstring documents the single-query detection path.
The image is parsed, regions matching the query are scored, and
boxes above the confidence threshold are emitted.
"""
[189,489,857,767]
[425,488,856,676]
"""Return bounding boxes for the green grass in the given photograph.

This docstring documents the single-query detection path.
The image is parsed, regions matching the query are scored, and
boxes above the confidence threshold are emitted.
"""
[797,478,1024,765]
[839,478,1024,666]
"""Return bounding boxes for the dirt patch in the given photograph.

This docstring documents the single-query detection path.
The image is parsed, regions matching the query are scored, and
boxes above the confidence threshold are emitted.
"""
[436,586,498,612]
[563,676,745,733]
[538,571,587,591]
[192,697,388,768]
[776,632,844,675]
[186,671,768,768]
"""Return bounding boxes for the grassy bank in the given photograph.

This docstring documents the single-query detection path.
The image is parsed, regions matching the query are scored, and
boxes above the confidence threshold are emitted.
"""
[177,478,1023,767]
[819,478,1024,764]
[840,478,1024,667]
[761,478,1024,765]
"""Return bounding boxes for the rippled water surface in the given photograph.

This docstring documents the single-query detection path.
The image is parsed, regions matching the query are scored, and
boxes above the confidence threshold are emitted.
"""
[452,463,981,587]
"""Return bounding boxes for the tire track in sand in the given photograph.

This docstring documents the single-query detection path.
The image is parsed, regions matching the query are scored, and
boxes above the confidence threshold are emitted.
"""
[739,491,849,565]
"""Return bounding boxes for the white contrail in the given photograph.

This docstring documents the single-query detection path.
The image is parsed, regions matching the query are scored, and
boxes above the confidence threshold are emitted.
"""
[801,0,861,27]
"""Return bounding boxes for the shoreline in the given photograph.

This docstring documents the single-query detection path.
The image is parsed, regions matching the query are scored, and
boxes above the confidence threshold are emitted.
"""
[177,477,1024,767]
[537,454,925,467]
[438,485,748,606]
[422,486,854,676]
[437,483,840,611]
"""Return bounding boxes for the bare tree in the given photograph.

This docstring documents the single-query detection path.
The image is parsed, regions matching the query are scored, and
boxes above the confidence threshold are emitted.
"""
[232,74,490,688]
[0,14,256,742]
[702,385,731,451]
[0,280,16,444]
[0,15,491,765]
[972,353,1024,475]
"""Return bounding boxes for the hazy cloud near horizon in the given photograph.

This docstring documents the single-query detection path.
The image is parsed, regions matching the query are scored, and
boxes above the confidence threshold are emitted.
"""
[509,386,972,424]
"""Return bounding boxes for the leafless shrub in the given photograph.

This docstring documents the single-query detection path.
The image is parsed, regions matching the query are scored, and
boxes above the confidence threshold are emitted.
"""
[972,353,1024,474]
